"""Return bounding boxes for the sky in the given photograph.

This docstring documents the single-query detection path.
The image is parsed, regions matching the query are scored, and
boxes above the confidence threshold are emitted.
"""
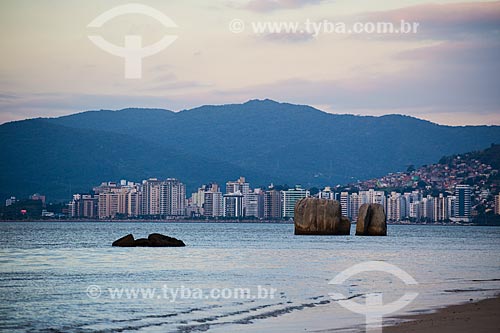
[0,0,499,125]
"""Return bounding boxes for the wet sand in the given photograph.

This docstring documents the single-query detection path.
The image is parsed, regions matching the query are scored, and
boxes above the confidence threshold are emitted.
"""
[384,296,500,333]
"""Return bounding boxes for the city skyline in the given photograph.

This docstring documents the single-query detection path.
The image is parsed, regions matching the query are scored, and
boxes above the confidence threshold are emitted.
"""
[5,172,489,223]
[4,142,498,222]
[58,177,478,222]
[1,0,500,126]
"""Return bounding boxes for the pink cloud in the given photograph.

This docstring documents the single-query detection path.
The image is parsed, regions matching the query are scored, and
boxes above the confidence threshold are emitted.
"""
[364,1,500,39]
[245,0,324,12]
[367,1,500,25]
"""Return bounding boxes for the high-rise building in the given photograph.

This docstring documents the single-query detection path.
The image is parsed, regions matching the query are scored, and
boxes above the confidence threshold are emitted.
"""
[82,194,98,218]
[359,189,386,207]
[420,196,434,221]
[264,189,282,219]
[226,177,250,213]
[403,193,412,219]
[69,194,99,218]
[409,201,420,220]
[453,184,471,222]
[246,189,264,218]
[340,192,350,218]
[160,178,186,216]
[68,194,82,217]
[447,196,456,219]
[319,187,335,200]
[93,181,142,218]
[191,185,207,212]
[495,194,500,215]
[400,195,407,219]
[117,187,129,216]
[93,181,119,194]
[281,185,310,218]
[433,193,448,222]
[98,192,119,218]
[203,184,223,217]
[141,178,162,216]
[223,191,244,218]
[386,192,402,221]
[127,189,142,217]
[349,193,361,221]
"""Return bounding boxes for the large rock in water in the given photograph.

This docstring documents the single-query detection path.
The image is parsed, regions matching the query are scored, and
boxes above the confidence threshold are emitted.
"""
[148,233,186,247]
[134,238,151,247]
[112,234,135,247]
[294,198,351,235]
[112,233,186,247]
[356,203,387,236]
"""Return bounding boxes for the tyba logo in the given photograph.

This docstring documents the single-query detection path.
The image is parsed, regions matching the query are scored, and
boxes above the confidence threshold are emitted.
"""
[87,4,177,79]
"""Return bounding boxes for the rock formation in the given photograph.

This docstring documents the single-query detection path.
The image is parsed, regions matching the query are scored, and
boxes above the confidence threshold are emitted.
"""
[294,198,351,235]
[148,233,185,247]
[133,238,151,247]
[112,233,186,247]
[112,234,136,247]
[356,203,387,236]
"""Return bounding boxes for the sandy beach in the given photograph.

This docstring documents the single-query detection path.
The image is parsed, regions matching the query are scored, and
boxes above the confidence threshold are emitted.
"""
[384,296,500,333]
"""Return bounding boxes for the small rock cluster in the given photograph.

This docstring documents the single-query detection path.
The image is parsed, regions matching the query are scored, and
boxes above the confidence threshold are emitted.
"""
[112,233,186,247]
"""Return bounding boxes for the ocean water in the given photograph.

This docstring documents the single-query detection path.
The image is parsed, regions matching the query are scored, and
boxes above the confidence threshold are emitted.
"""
[0,222,499,332]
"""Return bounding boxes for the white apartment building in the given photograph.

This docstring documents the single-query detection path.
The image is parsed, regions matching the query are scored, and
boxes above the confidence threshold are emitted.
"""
[282,186,310,218]
[160,178,186,217]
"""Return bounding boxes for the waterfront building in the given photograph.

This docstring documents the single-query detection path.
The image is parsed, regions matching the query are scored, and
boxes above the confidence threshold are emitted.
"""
[141,178,162,216]
[223,191,244,218]
[386,192,403,222]
[453,184,471,222]
[433,193,448,222]
[264,189,282,219]
[340,192,350,218]
[281,185,310,218]
[226,177,250,212]
[246,189,264,218]
[319,187,335,200]
[420,196,434,221]
[495,194,500,215]
[409,201,420,220]
[349,192,361,221]
[203,184,223,217]
[160,178,186,217]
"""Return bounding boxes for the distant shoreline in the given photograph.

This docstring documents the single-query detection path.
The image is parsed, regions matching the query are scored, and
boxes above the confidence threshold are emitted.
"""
[0,219,491,226]
[0,219,292,223]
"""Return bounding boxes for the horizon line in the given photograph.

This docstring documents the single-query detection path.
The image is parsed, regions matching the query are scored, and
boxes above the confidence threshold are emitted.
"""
[1,99,499,127]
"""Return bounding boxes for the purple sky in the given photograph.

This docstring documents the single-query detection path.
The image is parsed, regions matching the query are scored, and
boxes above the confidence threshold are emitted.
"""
[0,0,499,125]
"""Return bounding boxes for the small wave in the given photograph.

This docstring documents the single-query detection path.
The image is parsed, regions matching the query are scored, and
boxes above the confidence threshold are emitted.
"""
[444,288,500,293]
[178,299,333,333]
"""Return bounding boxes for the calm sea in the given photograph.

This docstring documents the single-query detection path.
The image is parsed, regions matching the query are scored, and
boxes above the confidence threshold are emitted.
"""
[1,222,499,332]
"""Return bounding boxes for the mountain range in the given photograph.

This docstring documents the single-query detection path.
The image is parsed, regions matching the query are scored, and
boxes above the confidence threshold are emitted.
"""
[1,99,499,201]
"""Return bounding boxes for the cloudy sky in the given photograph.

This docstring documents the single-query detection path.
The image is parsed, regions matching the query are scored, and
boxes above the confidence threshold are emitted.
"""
[1,0,499,125]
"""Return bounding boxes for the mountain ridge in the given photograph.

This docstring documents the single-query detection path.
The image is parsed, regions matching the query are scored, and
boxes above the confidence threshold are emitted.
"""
[2,99,495,128]
[1,99,499,201]
[0,118,271,200]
